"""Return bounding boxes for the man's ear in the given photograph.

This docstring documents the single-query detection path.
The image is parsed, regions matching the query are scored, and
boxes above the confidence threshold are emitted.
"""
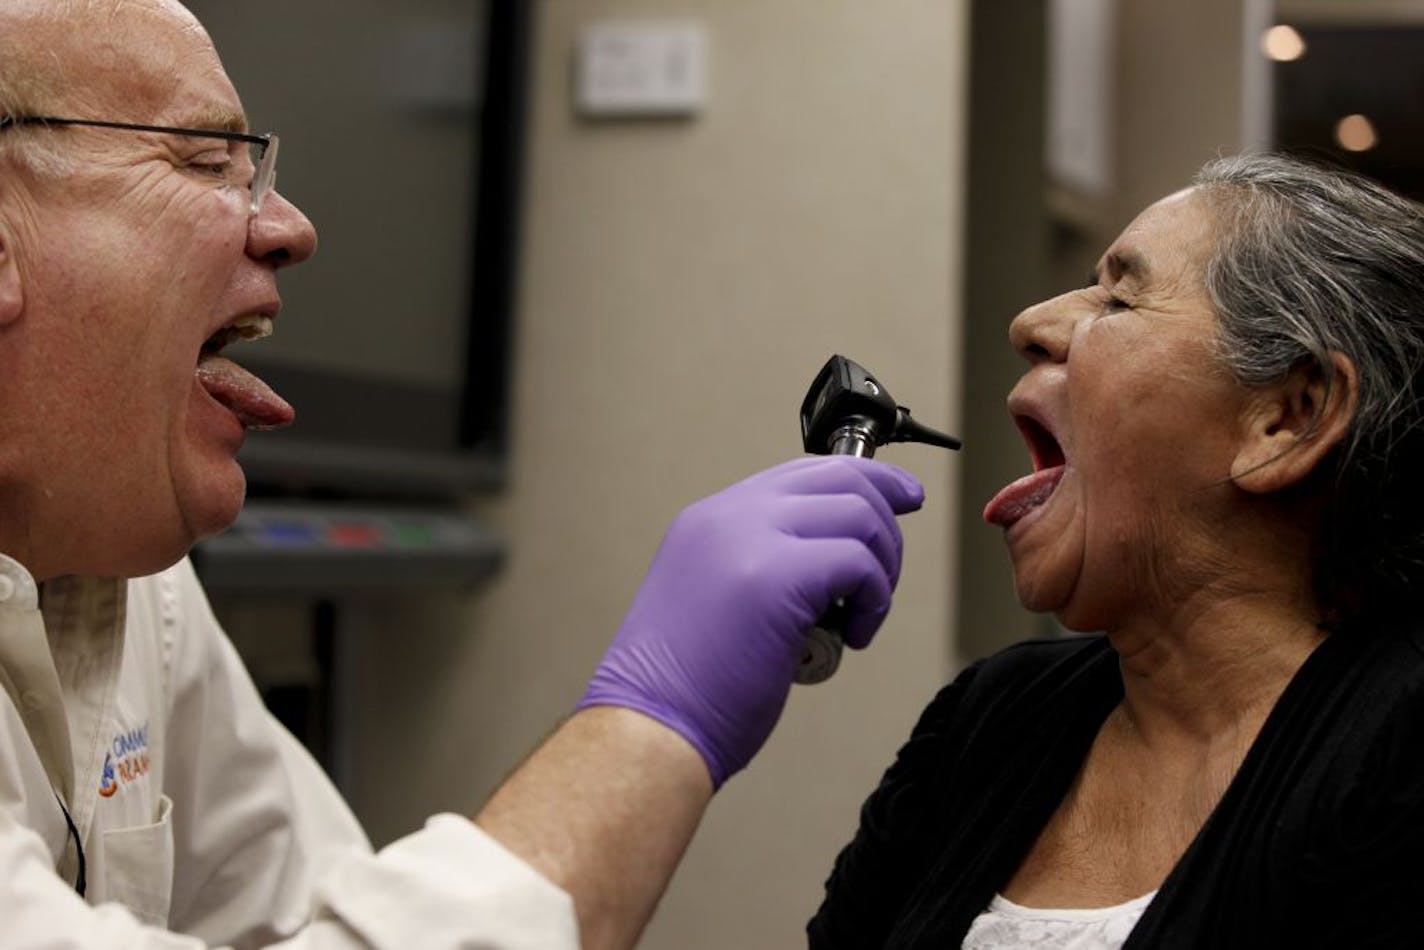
[0,227,22,326]
[1231,352,1358,494]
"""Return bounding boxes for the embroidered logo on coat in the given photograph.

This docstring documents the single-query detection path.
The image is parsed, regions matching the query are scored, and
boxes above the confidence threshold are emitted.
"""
[98,754,118,797]
[98,722,150,797]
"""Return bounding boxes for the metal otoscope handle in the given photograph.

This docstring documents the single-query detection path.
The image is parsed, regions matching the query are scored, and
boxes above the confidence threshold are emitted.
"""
[793,424,879,684]
[795,355,960,685]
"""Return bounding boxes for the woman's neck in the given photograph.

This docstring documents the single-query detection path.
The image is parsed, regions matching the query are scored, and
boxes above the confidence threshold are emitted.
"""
[1106,590,1326,749]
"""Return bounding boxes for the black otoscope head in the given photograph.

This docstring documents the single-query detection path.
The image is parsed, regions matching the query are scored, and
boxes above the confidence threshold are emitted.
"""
[800,354,962,456]
[793,354,961,685]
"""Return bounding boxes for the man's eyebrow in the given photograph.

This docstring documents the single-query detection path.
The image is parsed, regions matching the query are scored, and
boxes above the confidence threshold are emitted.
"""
[180,106,250,134]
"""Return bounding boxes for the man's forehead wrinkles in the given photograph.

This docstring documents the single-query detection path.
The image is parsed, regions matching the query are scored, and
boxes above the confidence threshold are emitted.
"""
[18,0,241,131]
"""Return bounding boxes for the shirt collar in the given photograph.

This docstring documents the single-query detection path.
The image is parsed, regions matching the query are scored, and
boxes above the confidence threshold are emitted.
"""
[0,552,40,611]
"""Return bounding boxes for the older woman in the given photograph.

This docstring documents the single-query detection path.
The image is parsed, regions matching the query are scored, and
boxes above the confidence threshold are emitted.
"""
[809,153,1424,948]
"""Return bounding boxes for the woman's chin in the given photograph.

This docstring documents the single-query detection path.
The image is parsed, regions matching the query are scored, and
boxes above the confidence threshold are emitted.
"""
[1014,573,1076,617]
[1008,520,1085,616]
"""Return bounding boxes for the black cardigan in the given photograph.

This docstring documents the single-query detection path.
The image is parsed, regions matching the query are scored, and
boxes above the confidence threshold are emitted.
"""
[808,626,1424,948]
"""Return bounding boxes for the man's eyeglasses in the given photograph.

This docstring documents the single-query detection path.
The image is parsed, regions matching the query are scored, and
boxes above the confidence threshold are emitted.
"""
[0,116,278,216]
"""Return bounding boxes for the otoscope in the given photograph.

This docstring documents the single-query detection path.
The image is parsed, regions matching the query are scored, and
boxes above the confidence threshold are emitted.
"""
[795,355,961,684]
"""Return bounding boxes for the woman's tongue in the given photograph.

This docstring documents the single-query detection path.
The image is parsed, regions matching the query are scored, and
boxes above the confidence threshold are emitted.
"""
[196,354,294,430]
[984,465,1066,528]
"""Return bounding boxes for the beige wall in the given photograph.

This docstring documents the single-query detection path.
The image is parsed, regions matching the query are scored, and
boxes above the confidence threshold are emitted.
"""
[1113,0,1247,225]
[342,2,968,946]
[1042,0,1248,293]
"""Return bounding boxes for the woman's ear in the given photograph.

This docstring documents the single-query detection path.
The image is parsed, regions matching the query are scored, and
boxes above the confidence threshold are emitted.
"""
[1231,352,1358,494]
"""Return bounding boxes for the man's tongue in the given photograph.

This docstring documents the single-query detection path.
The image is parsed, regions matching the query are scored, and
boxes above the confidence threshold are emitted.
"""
[983,465,1066,528]
[196,353,294,430]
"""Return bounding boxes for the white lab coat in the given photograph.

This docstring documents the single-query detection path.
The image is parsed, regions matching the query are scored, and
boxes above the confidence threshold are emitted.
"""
[0,555,578,948]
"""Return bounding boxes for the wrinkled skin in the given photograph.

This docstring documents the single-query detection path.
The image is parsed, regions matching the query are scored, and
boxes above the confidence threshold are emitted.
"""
[997,188,1267,634]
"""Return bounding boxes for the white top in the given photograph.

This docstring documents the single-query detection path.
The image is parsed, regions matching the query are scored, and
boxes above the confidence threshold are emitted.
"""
[962,891,1156,950]
[0,554,578,948]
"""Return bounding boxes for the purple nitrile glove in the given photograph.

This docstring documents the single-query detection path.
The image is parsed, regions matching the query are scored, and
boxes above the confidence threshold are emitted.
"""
[577,456,925,788]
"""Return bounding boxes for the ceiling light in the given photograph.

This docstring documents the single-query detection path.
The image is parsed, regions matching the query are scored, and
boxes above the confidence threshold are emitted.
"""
[1262,24,1307,62]
[1335,114,1378,152]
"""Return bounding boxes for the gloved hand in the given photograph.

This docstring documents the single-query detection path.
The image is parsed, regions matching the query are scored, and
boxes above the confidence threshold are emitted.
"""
[577,456,925,787]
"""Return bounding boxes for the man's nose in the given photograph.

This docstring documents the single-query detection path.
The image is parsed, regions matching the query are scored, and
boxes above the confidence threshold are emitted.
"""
[246,190,318,267]
[1008,291,1076,365]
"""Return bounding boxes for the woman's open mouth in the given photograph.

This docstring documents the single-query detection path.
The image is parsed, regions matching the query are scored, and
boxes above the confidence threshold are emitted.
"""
[983,415,1067,528]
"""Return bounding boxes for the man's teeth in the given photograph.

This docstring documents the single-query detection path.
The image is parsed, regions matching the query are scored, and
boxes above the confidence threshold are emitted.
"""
[203,315,273,353]
[231,314,273,340]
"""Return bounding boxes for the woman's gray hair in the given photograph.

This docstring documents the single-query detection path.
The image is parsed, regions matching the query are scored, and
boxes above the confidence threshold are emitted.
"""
[1194,153,1424,624]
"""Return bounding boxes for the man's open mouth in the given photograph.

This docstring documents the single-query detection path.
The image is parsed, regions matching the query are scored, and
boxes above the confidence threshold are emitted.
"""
[195,313,294,431]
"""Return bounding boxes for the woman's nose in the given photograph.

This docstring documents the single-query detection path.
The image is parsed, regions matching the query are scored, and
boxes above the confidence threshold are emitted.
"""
[1008,292,1075,364]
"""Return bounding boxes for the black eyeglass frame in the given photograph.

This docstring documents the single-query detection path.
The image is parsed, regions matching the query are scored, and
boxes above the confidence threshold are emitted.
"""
[0,115,278,215]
